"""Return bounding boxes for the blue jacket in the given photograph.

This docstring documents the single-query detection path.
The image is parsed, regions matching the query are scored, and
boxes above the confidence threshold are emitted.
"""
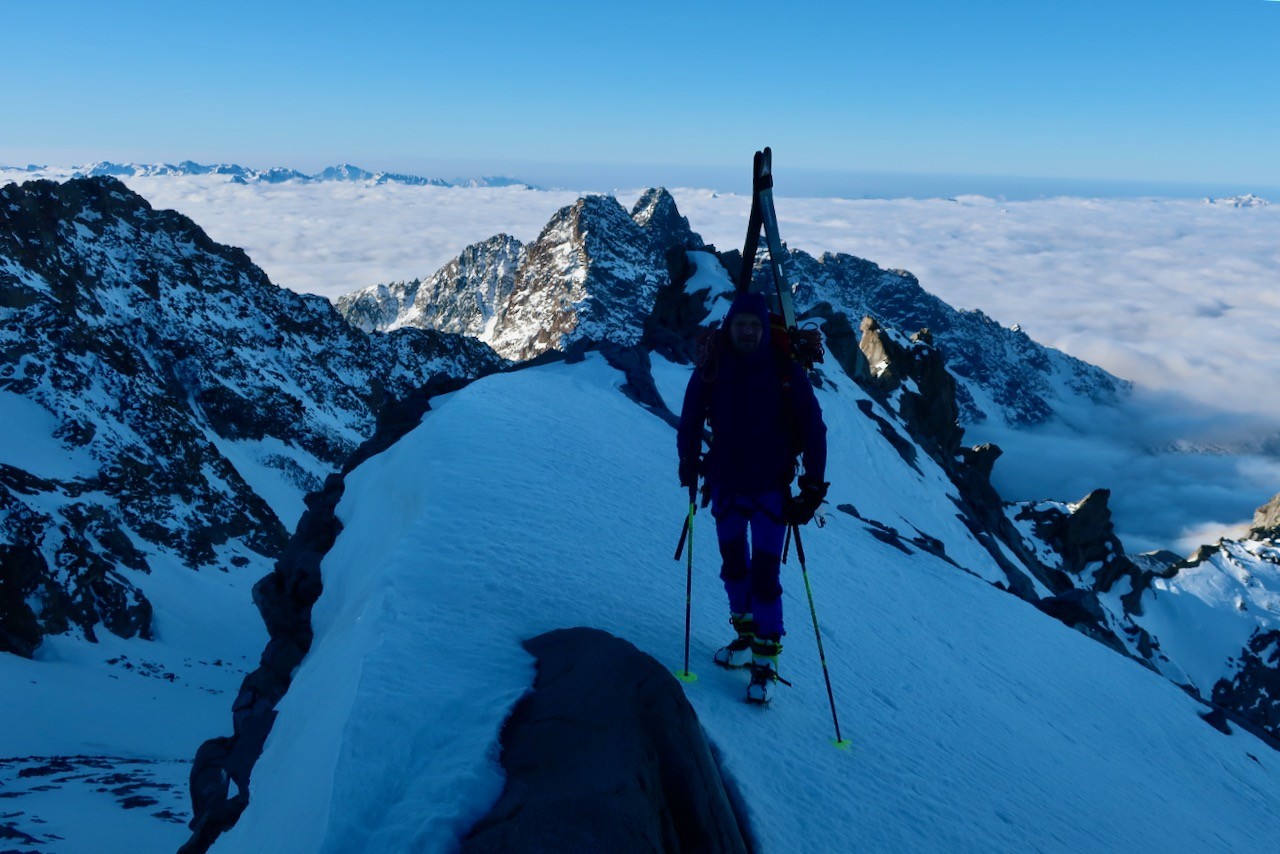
[677,293,827,492]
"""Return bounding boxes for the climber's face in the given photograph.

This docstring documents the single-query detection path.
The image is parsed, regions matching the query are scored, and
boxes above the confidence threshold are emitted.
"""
[730,314,763,354]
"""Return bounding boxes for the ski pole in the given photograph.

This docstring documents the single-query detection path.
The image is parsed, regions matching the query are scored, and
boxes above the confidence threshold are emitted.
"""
[675,485,698,683]
[792,523,851,749]
[674,512,690,560]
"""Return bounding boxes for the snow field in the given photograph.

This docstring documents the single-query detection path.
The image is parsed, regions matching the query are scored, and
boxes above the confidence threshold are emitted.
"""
[0,548,270,853]
[222,354,1280,853]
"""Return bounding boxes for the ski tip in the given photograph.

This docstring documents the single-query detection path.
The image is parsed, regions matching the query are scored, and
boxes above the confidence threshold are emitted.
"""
[674,669,698,683]
[832,739,854,751]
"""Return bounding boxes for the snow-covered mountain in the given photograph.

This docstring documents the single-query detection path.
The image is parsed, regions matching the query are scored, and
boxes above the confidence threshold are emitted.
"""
[113,161,535,189]
[0,176,503,657]
[337,188,706,362]
[1203,193,1270,208]
[2,161,536,189]
[335,189,1125,428]
[182,286,1280,851]
[4,173,1279,851]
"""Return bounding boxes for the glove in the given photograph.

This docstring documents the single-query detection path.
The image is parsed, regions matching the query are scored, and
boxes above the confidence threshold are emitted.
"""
[786,478,829,525]
[678,457,700,489]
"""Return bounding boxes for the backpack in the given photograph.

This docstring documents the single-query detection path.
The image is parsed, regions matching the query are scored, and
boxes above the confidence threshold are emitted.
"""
[694,312,824,386]
[693,312,821,479]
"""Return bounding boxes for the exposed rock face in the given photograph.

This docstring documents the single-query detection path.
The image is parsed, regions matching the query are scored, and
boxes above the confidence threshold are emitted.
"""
[334,233,524,339]
[0,177,503,653]
[337,188,706,363]
[462,627,750,854]
[856,317,963,457]
[1213,629,1280,741]
[1252,492,1280,536]
[630,187,706,255]
[1006,489,1280,746]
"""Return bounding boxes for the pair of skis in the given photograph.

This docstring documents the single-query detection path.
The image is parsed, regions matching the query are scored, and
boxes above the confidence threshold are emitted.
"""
[738,147,825,369]
[739,146,798,328]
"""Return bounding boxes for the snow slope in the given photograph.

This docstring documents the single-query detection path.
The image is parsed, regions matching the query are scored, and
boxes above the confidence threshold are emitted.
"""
[0,548,269,852]
[219,354,1280,853]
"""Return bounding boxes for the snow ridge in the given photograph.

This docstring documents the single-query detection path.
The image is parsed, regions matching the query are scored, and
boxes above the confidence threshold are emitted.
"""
[206,350,1280,853]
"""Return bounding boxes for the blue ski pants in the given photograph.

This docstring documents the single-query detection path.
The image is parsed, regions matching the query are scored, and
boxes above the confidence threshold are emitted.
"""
[711,488,786,639]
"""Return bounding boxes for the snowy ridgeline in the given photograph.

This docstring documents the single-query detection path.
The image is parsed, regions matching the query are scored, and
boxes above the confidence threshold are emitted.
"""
[213,354,1280,853]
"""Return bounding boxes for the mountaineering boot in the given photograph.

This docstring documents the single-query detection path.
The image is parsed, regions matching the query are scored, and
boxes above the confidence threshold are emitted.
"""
[746,637,783,705]
[713,613,756,669]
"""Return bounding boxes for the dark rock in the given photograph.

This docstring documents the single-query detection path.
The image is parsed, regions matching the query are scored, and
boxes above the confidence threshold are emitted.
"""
[462,627,751,854]
[120,795,159,809]
[799,303,867,382]
[1035,589,1106,628]
[1212,629,1280,746]
[644,249,722,364]
[857,317,963,457]
[1199,708,1233,736]
[855,400,919,473]
[1250,492,1280,539]
[958,444,1002,491]
[600,341,675,422]
[0,542,63,657]
[1127,550,1182,575]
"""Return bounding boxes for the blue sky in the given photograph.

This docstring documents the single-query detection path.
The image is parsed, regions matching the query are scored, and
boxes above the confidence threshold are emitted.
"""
[5,0,1278,195]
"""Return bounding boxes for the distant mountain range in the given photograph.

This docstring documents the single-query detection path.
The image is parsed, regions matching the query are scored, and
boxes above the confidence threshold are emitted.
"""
[1202,194,1270,208]
[0,160,537,189]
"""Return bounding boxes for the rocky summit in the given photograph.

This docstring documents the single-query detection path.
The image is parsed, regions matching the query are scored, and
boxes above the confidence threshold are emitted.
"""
[0,176,503,655]
[337,188,707,363]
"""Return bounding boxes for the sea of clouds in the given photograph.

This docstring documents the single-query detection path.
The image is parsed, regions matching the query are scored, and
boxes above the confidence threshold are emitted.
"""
[5,168,1277,554]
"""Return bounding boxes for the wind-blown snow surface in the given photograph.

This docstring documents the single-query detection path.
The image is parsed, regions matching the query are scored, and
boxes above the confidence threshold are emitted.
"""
[220,355,1279,853]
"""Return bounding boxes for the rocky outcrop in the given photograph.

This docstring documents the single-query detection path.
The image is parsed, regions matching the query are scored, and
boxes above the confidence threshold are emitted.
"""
[462,627,750,854]
[1010,490,1164,618]
[856,317,963,457]
[0,176,504,653]
[1002,488,1280,746]
[760,249,1129,427]
[338,188,706,364]
[1212,629,1280,745]
[1251,492,1280,537]
[630,187,705,255]
[334,233,524,339]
